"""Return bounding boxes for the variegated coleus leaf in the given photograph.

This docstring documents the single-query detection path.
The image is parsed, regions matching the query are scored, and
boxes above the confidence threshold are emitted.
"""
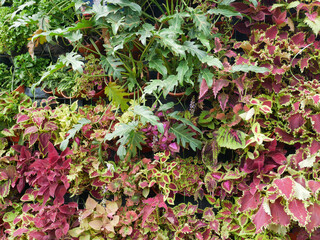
[216,127,248,150]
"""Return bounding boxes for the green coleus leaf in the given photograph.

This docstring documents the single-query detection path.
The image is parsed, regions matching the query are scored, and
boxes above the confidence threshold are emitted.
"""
[104,82,129,111]
[231,64,270,73]
[134,105,164,134]
[216,127,248,149]
[169,123,202,151]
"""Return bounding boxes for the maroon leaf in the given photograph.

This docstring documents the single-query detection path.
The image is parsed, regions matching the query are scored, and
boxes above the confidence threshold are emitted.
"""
[288,113,305,131]
[274,177,294,200]
[291,32,305,47]
[265,26,278,40]
[29,133,39,147]
[287,199,309,226]
[310,140,320,155]
[252,202,272,233]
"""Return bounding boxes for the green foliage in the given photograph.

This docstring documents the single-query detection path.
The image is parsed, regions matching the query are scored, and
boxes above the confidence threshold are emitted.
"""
[104,82,129,111]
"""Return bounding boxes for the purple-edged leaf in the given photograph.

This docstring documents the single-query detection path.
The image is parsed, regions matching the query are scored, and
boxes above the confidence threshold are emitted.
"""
[310,114,320,133]
[239,190,261,212]
[23,126,38,136]
[288,113,305,131]
[306,203,320,233]
[212,79,229,98]
[287,199,309,226]
[274,177,294,200]
[270,198,290,226]
[253,203,272,233]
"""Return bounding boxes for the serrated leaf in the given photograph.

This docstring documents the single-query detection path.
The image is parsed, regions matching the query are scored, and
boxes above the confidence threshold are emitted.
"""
[149,59,167,77]
[134,105,164,134]
[107,0,141,12]
[304,17,320,36]
[231,64,270,73]
[202,55,223,69]
[208,7,242,18]
[169,123,202,151]
[293,181,311,201]
[184,41,206,60]
[168,111,202,134]
[136,23,154,46]
[59,52,84,73]
[201,68,214,87]
[104,82,129,111]
[192,11,211,37]
[100,55,125,80]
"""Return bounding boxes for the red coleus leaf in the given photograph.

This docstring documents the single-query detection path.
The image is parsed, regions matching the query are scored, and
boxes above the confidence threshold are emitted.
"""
[168,183,178,191]
[300,58,309,72]
[239,190,261,212]
[291,32,305,47]
[252,201,272,233]
[274,177,294,200]
[44,121,58,131]
[310,139,320,155]
[288,113,305,131]
[265,25,278,40]
[212,79,229,98]
[306,203,320,233]
[199,78,209,100]
[269,152,286,165]
[270,198,290,227]
[29,133,39,147]
[309,114,320,133]
[287,199,309,226]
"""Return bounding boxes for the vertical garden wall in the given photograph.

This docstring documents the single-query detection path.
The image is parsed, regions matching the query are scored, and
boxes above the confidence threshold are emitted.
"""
[0,0,320,239]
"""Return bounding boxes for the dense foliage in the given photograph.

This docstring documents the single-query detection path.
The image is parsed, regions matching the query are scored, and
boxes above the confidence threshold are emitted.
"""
[0,0,320,239]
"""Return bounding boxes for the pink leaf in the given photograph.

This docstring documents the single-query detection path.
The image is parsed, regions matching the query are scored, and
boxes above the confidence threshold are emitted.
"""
[212,79,229,98]
[270,152,286,165]
[32,116,45,127]
[270,198,290,226]
[274,177,294,200]
[308,180,320,196]
[291,32,305,47]
[218,92,229,111]
[13,228,29,237]
[17,115,30,123]
[287,199,309,226]
[252,202,272,233]
[310,140,320,155]
[199,78,209,100]
[239,190,261,212]
[306,203,320,233]
[29,133,39,147]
